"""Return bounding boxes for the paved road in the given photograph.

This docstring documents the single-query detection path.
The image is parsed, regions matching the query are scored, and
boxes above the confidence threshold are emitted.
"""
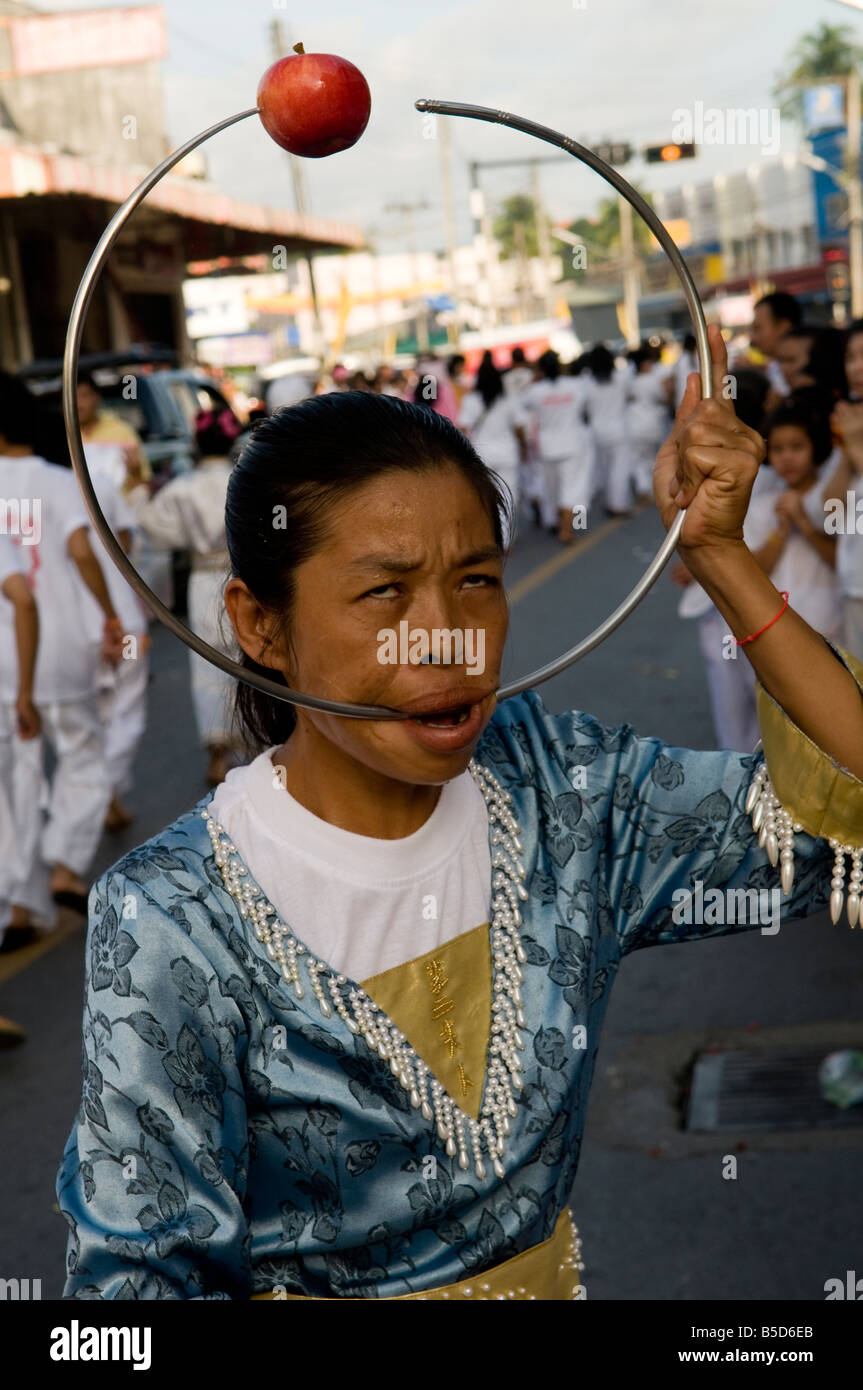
[1,500,861,1299]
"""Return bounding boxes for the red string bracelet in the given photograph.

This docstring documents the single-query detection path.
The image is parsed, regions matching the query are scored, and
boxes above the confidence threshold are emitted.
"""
[735,591,790,647]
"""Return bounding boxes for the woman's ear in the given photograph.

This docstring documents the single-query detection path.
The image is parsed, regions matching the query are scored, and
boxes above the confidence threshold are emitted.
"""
[224,577,284,670]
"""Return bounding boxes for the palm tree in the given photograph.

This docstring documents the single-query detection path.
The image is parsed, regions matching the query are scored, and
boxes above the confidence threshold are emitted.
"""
[774,21,863,124]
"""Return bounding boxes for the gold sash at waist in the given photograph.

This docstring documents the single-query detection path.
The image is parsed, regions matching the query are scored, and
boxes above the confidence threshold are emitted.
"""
[251,1207,585,1300]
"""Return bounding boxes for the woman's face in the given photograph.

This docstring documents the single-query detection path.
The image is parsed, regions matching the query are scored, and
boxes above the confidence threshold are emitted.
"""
[845,331,863,398]
[768,424,815,487]
[237,464,508,787]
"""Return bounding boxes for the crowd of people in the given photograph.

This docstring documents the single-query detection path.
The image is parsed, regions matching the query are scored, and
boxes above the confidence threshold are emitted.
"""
[1,292,861,1043]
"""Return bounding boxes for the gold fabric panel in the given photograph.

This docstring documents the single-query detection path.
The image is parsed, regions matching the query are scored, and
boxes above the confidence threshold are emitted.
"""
[252,1206,585,1300]
[755,644,863,847]
[358,922,492,1122]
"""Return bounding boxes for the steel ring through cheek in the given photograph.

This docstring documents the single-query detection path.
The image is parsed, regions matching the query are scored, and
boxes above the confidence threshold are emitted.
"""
[63,100,713,719]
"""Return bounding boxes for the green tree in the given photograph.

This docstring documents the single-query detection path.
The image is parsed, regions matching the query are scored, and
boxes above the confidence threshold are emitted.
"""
[492,194,547,259]
[560,189,655,282]
[774,21,863,124]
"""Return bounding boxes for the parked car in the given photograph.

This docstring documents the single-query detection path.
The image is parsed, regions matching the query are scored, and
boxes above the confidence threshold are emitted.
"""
[18,346,243,616]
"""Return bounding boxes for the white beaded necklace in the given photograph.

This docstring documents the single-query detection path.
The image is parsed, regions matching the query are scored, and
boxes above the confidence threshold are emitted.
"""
[201,758,529,1182]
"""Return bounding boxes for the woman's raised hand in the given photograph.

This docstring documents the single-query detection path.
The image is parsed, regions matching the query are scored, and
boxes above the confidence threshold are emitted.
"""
[653,323,765,557]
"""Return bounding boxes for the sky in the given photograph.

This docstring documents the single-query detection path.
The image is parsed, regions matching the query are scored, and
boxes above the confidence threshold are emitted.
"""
[43,0,863,253]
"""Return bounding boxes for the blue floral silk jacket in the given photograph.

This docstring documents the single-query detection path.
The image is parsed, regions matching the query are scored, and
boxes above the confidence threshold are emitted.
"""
[57,686,859,1299]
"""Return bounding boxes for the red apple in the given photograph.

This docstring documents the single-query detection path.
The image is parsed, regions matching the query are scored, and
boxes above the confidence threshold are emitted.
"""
[257,44,371,158]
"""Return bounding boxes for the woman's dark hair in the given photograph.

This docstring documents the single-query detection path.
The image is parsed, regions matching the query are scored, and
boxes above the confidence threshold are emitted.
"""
[764,392,834,467]
[588,344,615,383]
[475,350,504,409]
[806,326,847,399]
[536,349,560,381]
[194,407,240,459]
[226,390,513,753]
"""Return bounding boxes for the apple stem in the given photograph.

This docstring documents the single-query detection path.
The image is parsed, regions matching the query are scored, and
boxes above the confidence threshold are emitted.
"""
[292,41,305,54]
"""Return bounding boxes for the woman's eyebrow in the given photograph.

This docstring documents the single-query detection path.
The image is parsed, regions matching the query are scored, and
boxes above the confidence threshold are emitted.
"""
[347,547,501,574]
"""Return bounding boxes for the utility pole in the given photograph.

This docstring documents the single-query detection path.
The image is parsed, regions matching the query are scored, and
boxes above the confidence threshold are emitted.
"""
[529,160,556,321]
[384,200,430,351]
[845,72,863,318]
[618,195,640,347]
[438,116,460,345]
[270,19,325,359]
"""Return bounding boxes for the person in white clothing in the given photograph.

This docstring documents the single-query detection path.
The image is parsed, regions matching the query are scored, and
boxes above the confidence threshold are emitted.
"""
[677,397,840,752]
[127,407,240,787]
[503,346,535,397]
[79,449,152,832]
[458,352,524,548]
[672,334,699,409]
[824,321,863,661]
[0,534,38,1038]
[750,291,802,408]
[0,533,39,967]
[626,344,672,500]
[513,349,594,543]
[0,375,121,947]
[581,344,632,515]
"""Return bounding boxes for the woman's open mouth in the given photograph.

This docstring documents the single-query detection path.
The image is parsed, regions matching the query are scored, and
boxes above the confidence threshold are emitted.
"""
[399,692,494,751]
[413,704,473,727]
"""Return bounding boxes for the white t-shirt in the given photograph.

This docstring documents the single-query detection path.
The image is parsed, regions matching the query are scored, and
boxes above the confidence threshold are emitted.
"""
[581,370,630,444]
[503,366,534,396]
[128,458,232,556]
[744,478,841,641]
[673,350,698,407]
[515,376,590,460]
[458,390,522,470]
[209,750,492,983]
[0,454,96,703]
[626,367,670,444]
[766,358,790,397]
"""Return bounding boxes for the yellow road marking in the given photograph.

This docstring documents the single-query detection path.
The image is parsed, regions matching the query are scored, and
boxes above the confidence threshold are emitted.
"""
[0,916,84,988]
[507,513,629,605]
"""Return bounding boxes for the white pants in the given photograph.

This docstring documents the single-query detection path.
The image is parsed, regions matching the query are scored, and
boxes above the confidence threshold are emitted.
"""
[697,611,760,753]
[537,451,595,528]
[96,639,150,797]
[596,437,633,513]
[630,437,662,501]
[0,696,112,930]
[188,569,236,747]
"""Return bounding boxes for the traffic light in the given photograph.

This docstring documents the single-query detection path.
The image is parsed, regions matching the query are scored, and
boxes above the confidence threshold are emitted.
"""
[823,249,850,303]
[643,142,697,163]
[594,142,633,166]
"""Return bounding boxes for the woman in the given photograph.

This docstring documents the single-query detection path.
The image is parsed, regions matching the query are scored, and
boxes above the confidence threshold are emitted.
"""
[458,351,524,547]
[515,349,593,542]
[626,344,672,501]
[126,408,241,787]
[581,343,633,515]
[57,328,863,1300]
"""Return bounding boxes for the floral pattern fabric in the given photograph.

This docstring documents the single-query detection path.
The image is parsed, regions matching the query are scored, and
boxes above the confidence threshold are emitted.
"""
[58,688,843,1299]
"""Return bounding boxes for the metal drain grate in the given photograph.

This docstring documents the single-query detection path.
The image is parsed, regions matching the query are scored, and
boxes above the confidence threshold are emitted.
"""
[686,1048,863,1132]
